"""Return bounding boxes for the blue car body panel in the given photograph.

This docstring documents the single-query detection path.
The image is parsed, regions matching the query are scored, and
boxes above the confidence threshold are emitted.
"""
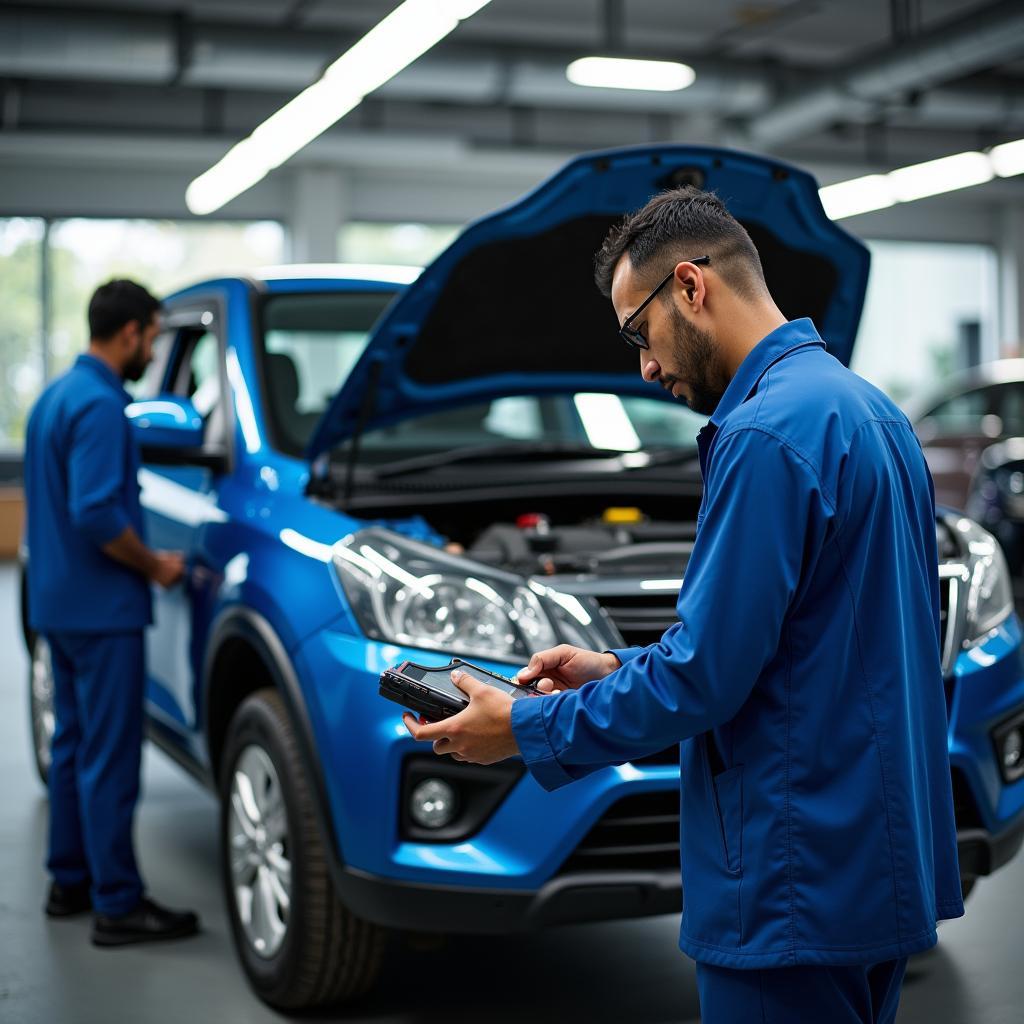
[949,616,1024,831]
[104,146,1022,931]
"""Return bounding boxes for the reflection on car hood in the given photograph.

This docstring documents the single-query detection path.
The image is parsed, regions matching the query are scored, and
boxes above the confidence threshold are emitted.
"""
[307,144,870,460]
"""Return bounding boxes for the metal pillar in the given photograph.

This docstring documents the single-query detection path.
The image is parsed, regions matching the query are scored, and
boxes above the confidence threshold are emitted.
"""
[287,167,349,264]
[998,205,1024,358]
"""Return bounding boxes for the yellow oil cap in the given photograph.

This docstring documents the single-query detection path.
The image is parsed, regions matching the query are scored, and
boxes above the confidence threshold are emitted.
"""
[602,506,643,524]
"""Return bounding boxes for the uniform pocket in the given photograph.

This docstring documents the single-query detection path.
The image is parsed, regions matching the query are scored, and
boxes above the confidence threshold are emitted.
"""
[679,740,743,947]
[711,765,744,874]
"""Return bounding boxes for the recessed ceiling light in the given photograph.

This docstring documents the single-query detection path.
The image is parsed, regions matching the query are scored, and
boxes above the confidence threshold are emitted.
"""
[566,56,696,92]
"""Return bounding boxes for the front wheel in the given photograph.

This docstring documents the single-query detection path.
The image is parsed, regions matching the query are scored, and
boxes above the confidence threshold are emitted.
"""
[28,635,54,788]
[219,688,387,1010]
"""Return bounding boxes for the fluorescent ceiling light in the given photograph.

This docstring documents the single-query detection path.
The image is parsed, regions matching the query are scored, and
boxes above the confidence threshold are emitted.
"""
[818,174,894,220]
[820,139,1024,220]
[991,139,1024,178]
[886,151,993,203]
[566,57,695,92]
[186,0,492,215]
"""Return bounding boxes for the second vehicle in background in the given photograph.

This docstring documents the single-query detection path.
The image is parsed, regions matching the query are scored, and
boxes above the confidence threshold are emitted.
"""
[912,360,1024,511]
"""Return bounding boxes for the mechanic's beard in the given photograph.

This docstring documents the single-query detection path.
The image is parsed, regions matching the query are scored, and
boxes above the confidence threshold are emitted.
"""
[666,303,728,416]
[123,342,148,382]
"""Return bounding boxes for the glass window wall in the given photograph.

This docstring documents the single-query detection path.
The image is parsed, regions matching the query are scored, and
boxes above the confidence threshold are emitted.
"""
[0,218,45,450]
[0,218,284,451]
[852,240,999,407]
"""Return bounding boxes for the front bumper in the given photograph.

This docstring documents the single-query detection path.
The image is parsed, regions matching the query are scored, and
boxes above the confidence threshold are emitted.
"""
[947,614,1024,884]
[334,864,681,934]
[292,628,683,903]
[957,815,1024,880]
[293,609,1024,933]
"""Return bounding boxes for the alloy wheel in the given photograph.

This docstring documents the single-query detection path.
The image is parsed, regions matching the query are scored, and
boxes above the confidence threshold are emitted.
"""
[30,637,55,783]
[228,744,292,959]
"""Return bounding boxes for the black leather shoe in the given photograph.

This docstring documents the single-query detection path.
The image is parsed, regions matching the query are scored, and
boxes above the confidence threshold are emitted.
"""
[45,881,93,918]
[91,897,200,947]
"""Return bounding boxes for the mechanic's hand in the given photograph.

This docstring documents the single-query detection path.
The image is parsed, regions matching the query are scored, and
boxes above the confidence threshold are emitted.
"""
[150,551,186,589]
[515,645,621,694]
[402,670,519,764]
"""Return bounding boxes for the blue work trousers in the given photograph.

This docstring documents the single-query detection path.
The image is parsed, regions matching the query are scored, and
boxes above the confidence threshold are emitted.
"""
[696,958,908,1023]
[45,630,145,917]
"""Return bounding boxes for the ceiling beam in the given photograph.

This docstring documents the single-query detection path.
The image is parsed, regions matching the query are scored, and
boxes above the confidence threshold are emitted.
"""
[4,1,1020,132]
[745,0,1024,148]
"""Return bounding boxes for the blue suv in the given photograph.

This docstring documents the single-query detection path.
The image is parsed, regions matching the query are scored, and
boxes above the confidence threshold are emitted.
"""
[22,145,1024,1011]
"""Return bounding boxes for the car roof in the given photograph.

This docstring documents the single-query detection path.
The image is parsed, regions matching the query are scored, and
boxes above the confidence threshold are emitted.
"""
[908,359,1024,421]
[255,263,421,286]
[162,263,420,305]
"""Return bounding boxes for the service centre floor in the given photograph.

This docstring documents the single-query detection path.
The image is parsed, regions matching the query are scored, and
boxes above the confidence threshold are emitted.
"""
[1,563,1022,1024]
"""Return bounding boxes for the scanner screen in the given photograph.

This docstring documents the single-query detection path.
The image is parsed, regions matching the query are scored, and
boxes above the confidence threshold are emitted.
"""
[404,664,522,700]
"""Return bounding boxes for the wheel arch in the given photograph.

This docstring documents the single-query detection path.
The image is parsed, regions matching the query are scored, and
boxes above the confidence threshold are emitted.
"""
[19,562,36,653]
[202,606,346,871]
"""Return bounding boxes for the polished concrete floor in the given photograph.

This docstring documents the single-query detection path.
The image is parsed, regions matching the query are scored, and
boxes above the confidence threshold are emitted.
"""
[1,562,1022,1023]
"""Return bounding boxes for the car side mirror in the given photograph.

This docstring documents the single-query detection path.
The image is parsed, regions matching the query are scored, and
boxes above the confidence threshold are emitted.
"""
[127,397,205,449]
[127,397,226,471]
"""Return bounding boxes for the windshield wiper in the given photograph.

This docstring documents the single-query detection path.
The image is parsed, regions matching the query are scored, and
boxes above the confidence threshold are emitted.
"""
[368,441,628,479]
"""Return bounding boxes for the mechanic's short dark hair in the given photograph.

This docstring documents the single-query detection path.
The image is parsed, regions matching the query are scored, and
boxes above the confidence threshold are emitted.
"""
[594,186,767,301]
[88,279,161,341]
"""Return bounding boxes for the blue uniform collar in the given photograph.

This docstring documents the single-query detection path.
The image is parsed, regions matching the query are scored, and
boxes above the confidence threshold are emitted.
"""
[708,318,825,429]
[76,353,130,400]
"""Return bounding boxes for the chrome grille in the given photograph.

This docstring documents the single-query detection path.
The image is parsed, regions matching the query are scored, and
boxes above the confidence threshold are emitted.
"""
[597,592,678,648]
[939,573,950,663]
[598,575,956,677]
[938,565,968,679]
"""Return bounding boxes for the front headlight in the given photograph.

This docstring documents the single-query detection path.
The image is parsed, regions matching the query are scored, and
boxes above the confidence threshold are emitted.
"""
[956,517,1014,645]
[333,527,619,662]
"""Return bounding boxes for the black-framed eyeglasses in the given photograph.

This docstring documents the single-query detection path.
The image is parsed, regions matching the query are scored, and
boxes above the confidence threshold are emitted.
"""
[619,255,711,350]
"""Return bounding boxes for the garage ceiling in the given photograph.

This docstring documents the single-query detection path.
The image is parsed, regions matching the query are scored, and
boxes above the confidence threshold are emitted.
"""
[1,0,1022,168]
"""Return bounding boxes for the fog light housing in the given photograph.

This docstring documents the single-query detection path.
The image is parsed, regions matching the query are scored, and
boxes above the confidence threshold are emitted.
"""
[400,755,524,842]
[409,779,458,830]
[1002,729,1022,774]
[993,711,1024,783]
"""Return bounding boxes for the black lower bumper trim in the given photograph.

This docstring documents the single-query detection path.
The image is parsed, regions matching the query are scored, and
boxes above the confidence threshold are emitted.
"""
[333,866,682,934]
[957,815,1024,879]
[337,817,1024,934]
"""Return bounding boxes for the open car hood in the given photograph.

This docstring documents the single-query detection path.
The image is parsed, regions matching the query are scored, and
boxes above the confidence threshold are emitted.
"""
[307,144,870,460]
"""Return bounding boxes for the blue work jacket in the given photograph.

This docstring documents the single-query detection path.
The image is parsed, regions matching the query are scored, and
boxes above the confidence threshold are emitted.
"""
[25,354,152,633]
[511,318,964,968]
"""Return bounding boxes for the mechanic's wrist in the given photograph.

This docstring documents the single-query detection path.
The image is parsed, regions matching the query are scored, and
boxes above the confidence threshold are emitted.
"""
[142,549,161,581]
[602,651,622,675]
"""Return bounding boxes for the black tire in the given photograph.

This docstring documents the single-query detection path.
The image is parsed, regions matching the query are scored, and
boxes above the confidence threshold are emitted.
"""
[219,688,387,1010]
[28,635,54,789]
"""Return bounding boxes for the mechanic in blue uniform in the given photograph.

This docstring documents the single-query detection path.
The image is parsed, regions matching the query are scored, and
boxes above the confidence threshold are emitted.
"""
[403,188,964,1023]
[25,279,200,947]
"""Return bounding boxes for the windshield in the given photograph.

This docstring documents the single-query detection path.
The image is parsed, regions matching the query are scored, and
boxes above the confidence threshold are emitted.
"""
[337,393,706,467]
[260,290,706,460]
